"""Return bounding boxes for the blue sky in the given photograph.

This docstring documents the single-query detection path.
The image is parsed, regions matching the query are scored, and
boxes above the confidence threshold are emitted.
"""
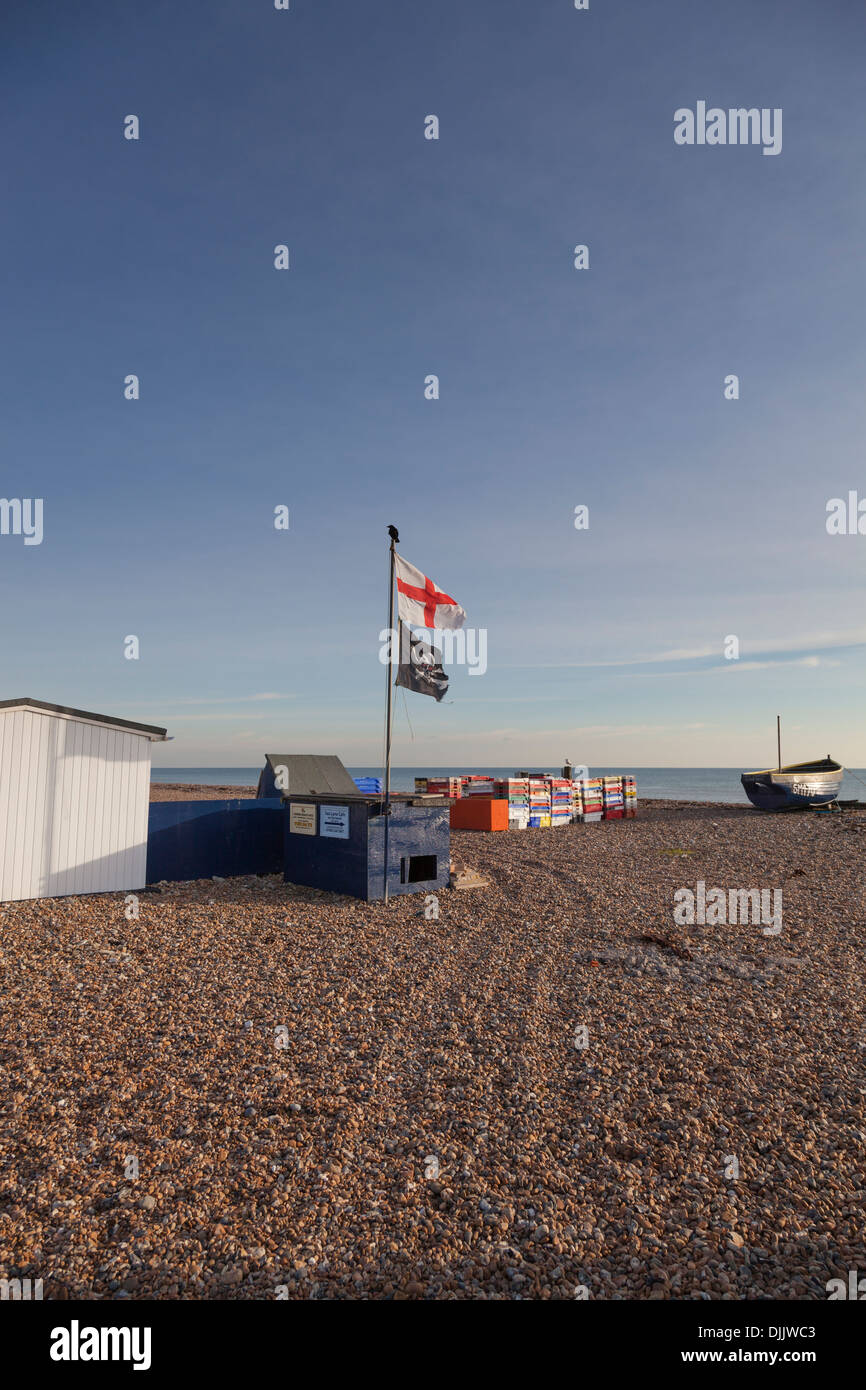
[2,0,864,767]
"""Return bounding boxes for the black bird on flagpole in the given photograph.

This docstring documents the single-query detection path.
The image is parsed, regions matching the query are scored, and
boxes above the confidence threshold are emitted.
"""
[388,525,400,543]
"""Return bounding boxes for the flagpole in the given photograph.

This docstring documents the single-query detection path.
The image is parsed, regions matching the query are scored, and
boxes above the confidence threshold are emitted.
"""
[383,527,398,902]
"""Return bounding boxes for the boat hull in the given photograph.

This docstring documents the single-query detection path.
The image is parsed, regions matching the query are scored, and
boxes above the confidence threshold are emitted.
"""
[741,759,843,811]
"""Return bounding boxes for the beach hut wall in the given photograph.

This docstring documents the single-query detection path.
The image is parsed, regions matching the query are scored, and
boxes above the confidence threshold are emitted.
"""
[0,698,168,902]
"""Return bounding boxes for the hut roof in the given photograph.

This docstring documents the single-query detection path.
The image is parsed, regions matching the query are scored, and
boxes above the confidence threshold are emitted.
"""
[0,698,168,740]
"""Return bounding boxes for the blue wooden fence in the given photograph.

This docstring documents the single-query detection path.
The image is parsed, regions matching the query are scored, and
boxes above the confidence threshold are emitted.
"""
[146,799,284,884]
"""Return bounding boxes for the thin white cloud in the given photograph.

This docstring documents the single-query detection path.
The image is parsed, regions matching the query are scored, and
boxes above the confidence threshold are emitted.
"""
[618,655,841,679]
[155,712,282,721]
[113,693,294,710]
[500,625,866,671]
[165,692,292,705]
[407,722,712,742]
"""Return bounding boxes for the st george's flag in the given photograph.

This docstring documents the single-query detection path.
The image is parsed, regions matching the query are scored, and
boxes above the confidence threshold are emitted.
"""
[395,554,465,630]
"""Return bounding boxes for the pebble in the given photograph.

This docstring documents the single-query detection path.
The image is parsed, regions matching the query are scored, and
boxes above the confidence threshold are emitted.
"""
[0,790,860,1300]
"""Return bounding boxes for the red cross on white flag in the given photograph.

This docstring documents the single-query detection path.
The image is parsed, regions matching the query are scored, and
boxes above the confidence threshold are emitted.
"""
[395,554,466,630]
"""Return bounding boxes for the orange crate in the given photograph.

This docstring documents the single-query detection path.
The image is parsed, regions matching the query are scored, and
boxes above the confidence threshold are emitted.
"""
[449,798,508,831]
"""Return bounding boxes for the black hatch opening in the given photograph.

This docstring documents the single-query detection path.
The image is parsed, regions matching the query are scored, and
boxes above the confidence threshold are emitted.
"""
[400,854,438,884]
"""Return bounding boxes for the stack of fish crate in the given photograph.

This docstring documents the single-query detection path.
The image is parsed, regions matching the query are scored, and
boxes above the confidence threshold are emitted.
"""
[549,776,573,827]
[462,775,498,797]
[602,775,624,819]
[415,776,462,797]
[414,769,637,822]
[529,778,551,828]
[498,777,530,830]
[580,777,604,822]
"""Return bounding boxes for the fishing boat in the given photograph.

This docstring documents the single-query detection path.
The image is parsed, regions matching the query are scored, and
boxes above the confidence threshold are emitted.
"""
[741,756,843,811]
[741,717,843,810]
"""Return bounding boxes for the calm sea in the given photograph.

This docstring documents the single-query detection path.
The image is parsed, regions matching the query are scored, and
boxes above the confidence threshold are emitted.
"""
[150,766,866,804]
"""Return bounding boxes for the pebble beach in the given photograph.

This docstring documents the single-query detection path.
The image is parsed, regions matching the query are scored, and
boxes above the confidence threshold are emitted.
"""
[1,789,863,1301]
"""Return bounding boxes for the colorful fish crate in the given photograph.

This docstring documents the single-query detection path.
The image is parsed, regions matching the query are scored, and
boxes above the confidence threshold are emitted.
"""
[498,777,530,804]
[416,776,462,797]
[528,778,551,826]
[354,777,383,794]
[580,777,604,822]
[462,776,498,796]
[603,775,624,819]
[494,777,529,830]
[548,776,572,826]
[415,769,635,825]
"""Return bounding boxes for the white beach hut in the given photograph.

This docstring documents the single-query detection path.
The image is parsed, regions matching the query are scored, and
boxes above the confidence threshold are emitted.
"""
[0,698,168,903]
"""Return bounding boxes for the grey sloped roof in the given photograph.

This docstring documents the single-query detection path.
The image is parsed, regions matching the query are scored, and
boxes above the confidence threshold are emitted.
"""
[263,754,358,796]
[0,698,167,740]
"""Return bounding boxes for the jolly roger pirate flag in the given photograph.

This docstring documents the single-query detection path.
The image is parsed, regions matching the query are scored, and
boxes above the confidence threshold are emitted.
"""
[395,624,449,702]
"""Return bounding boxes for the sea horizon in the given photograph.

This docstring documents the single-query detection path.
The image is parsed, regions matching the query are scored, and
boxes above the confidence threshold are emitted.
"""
[150,766,866,804]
